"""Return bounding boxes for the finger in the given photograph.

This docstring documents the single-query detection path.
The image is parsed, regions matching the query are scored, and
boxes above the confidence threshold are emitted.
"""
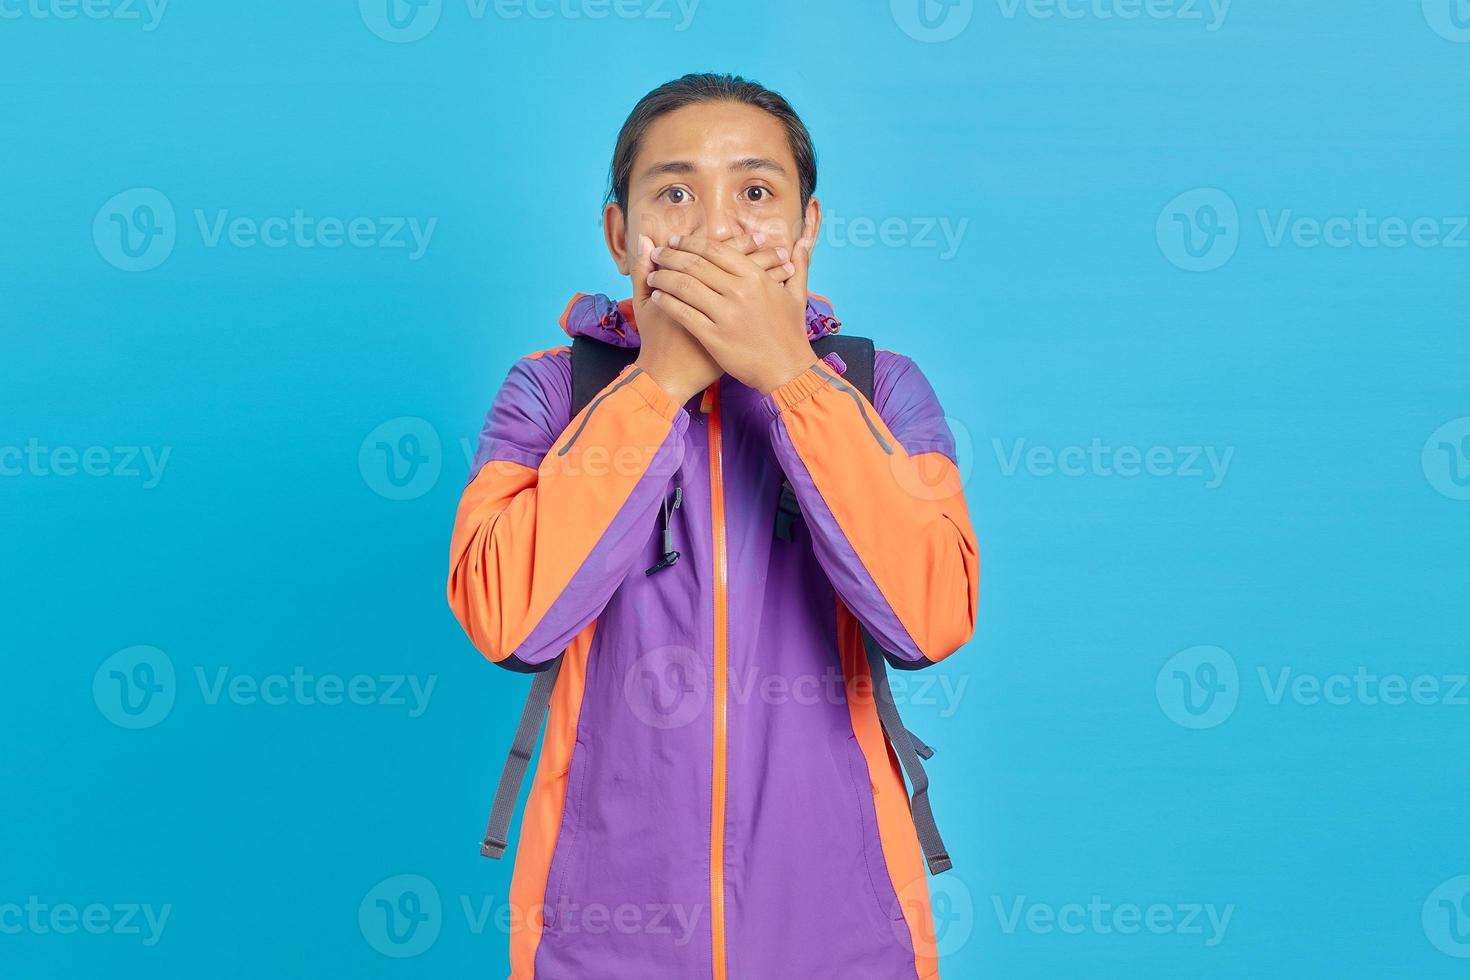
[647,267,724,318]
[745,244,792,272]
[632,234,656,303]
[752,245,797,284]
[787,234,814,301]
[666,234,762,277]
[650,288,717,340]
[721,232,768,256]
[650,244,737,295]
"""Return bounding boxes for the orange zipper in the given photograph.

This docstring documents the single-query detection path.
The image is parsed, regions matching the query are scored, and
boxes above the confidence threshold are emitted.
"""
[704,382,729,980]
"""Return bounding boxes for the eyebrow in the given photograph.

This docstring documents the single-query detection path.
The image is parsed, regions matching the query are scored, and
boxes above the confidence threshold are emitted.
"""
[637,157,789,182]
[731,157,787,176]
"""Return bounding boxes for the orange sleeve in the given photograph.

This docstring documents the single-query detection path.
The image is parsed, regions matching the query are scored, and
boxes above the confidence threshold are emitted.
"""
[448,361,688,671]
[764,354,979,666]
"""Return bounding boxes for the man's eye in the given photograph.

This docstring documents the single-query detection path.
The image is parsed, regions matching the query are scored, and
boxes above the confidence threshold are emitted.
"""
[662,187,690,204]
[744,187,770,203]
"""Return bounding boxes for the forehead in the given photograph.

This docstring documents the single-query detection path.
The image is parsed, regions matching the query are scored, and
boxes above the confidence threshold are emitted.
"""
[632,101,797,178]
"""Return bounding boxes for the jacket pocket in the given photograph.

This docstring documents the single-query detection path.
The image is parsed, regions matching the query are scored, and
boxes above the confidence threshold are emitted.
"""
[543,736,593,931]
[840,733,907,926]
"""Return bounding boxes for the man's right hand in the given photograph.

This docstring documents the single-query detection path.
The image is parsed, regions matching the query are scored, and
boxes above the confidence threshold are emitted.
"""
[632,232,797,405]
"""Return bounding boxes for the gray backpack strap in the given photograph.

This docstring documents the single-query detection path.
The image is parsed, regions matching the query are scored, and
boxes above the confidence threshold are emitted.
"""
[811,333,875,403]
[480,339,634,859]
[769,334,950,869]
[480,656,562,859]
[861,627,953,875]
[571,335,640,418]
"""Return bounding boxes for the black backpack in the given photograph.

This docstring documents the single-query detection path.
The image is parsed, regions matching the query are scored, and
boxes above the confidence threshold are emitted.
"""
[478,334,952,875]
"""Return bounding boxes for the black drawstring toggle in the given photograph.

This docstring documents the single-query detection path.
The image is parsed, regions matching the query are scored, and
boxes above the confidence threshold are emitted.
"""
[645,485,682,575]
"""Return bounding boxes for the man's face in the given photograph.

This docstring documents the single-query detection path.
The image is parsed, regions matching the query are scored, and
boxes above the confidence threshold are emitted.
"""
[605,100,820,274]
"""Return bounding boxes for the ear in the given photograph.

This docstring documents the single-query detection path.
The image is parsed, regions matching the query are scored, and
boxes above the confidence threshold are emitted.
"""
[801,196,822,255]
[604,202,631,276]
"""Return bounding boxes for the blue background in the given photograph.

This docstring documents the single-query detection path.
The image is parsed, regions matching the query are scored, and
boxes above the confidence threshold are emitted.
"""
[4,0,1468,976]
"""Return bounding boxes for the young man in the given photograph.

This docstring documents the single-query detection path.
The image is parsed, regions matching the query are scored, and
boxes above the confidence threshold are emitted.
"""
[448,73,980,980]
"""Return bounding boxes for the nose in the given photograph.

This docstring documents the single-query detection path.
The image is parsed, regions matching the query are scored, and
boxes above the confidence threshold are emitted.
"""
[696,202,739,242]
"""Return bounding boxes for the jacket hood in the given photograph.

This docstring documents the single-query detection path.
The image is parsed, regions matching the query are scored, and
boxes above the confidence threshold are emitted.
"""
[558,292,843,348]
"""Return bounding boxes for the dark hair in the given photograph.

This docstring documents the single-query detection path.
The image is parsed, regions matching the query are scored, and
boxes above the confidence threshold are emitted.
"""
[606,73,817,213]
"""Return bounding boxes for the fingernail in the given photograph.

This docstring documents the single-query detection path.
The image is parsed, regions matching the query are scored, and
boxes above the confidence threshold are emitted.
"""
[639,235,653,256]
[777,247,790,262]
[646,272,657,285]
[782,262,796,274]
[651,289,664,302]
[753,233,766,245]
[650,246,664,261]
[670,234,682,247]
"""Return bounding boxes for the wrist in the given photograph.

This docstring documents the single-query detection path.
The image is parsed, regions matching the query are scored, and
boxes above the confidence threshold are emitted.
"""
[754,349,820,397]
[635,355,706,405]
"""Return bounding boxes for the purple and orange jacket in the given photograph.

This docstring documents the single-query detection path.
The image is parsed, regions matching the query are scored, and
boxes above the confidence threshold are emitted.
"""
[448,292,980,979]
